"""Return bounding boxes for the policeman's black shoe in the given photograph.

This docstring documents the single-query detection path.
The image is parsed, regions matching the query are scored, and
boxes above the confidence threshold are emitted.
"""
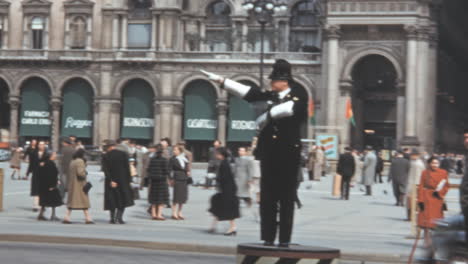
[278,243,290,248]
[263,241,274,246]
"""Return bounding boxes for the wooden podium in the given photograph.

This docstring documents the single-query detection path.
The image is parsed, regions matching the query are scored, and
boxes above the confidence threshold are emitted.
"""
[237,243,340,264]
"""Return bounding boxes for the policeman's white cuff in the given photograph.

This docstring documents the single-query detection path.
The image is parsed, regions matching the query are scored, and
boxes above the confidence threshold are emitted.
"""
[223,79,251,98]
[255,112,268,131]
[270,101,294,119]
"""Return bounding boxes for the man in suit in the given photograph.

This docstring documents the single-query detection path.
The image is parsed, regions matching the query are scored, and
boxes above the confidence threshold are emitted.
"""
[337,147,356,200]
[234,147,254,207]
[202,59,308,247]
[388,151,410,206]
[461,129,468,247]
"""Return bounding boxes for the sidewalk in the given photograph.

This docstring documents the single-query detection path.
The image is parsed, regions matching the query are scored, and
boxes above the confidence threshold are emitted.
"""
[0,162,462,263]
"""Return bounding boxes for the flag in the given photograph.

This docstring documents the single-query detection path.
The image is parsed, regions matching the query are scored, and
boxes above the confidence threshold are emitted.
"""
[308,97,316,125]
[346,98,356,127]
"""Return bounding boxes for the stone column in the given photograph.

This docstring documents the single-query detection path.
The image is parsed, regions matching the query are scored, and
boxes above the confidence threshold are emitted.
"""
[50,98,62,151]
[2,16,8,49]
[324,25,341,130]
[241,20,248,52]
[121,15,127,49]
[44,17,49,50]
[8,96,20,144]
[158,101,172,139]
[217,99,228,144]
[153,100,161,144]
[401,25,419,146]
[416,27,430,150]
[110,101,121,140]
[158,15,165,50]
[95,99,112,142]
[425,28,438,152]
[92,101,99,146]
[396,82,406,146]
[172,101,183,144]
[112,15,119,49]
[199,20,206,52]
[338,80,352,152]
[151,14,158,50]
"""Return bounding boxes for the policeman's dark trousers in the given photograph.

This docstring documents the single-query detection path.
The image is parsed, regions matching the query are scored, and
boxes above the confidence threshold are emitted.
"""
[463,208,468,246]
[260,149,300,244]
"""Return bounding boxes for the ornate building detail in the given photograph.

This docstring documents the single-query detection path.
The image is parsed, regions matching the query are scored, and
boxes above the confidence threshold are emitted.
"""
[324,25,341,40]
[328,1,418,14]
[22,0,52,15]
[404,25,419,40]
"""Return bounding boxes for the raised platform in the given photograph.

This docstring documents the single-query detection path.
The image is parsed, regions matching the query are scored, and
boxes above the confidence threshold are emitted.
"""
[237,243,340,264]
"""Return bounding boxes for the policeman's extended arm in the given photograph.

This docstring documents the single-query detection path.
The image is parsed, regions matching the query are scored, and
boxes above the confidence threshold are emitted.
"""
[200,70,251,98]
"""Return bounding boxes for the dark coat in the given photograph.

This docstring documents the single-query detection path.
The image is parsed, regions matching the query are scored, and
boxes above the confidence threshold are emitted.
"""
[376,156,384,173]
[209,159,240,221]
[102,149,135,210]
[337,152,356,179]
[147,154,170,205]
[388,157,410,185]
[169,156,189,204]
[25,146,37,175]
[30,150,47,196]
[38,160,63,208]
[460,157,468,210]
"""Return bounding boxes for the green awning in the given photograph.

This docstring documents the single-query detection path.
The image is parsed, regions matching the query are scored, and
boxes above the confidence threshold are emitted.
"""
[61,79,94,138]
[120,80,154,140]
[183,80,217,141]
[227,94,256,142]
[20,78,51,137]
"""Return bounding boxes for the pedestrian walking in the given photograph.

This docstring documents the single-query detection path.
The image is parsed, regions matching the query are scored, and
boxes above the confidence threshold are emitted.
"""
[388,151,410,206]
[460,129,468,247]
[9,146,23,180]
[160,137,173,159]
[59,139,75,196]
[203,58,308,247]
[37,152,63,221]
[234,147,254,208]
[314,146,325,181]
[337,147,355,200]
[169,145,190,220]
[102,140,135,224]
[351,150,363,186]
[375,152,384,183]
[208,147,240,236]
[63,149,93,224]
[307,145,316,181]
[31,141,48,212]
[362,146,377,196]
[206,140,221,188]
[417,157,449,248]
[147,144,170,220]
[24,139,37,180]
[406,149,426,220]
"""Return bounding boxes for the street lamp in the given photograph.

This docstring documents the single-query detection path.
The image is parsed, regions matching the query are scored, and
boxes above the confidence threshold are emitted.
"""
[242,0,288,90]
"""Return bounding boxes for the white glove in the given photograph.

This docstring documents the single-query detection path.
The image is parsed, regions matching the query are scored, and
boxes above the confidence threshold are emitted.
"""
[200,70,224,83]
[255,112,269,132]
[270,101,294,119]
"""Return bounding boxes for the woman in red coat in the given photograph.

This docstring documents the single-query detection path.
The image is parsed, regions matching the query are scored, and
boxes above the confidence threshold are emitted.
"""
[417,157,449,247]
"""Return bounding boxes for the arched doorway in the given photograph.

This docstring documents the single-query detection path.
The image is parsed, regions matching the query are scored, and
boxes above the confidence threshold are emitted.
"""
[19,77,52,144]
[61,78,94,145]
[0,79,10,142]
[351,55,398,151]
[120,79,155,145]
[183,80,218,162]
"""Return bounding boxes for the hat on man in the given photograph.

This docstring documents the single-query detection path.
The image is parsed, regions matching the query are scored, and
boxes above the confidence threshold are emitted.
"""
[268,59,293,82]
[410,148,420,155]
[103,139,117,147]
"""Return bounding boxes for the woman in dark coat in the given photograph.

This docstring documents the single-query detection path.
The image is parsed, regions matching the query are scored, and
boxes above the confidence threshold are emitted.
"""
[31,141,47,212]
[169,145,190,220]
[102,140,135,224]
[147,144,170,220]
[24,139,37,180]
[37,152,63,221]
[208,147,240,236]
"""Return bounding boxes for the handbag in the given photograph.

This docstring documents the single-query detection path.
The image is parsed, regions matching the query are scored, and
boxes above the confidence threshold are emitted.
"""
[187,177,193,185]
[83,182,93,194]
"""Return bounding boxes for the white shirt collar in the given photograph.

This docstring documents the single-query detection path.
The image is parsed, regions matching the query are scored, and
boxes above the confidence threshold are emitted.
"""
[278,88,291,99]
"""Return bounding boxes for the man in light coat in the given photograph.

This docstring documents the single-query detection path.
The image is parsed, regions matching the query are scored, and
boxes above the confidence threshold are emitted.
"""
[361,146,377,196]
[313,146,324,181]
[406,149,426,220]
[59,139,75,197]
[388,151,410,206]
[234,147,254,208]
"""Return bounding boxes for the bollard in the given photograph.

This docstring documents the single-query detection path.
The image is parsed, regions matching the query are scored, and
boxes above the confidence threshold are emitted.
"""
[0,168,3,211]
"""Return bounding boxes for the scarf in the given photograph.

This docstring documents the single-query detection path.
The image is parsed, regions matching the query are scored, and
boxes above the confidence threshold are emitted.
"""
[176,154,188,169]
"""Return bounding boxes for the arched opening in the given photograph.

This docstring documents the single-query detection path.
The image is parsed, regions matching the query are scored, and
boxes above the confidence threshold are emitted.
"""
[61,78,94,145]
[0,79,10,142]
[351,54,398,151]
[19,77,52,144]
[120,79,155,145]
[226,80,259,154]
[205,0,232,52]
[183,80,218,162]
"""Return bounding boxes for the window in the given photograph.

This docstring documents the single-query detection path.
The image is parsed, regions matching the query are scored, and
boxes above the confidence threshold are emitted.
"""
[206,1,232,52]
[31,17,44,49]
[70,16,86,49]
[182,0,189,11]
[128,24,151,48]
[289,0,320,52]
[129,0,152,20]
[247,30,272,52]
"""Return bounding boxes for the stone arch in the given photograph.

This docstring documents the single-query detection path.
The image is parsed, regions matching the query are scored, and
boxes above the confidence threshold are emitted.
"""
[293,76,316,100]
[176,74,221,99]
[341,47,404,83]
[114,74,159,98]
[58,75,98,96]
[231,74,260,87]
[0,74,13,95]
[15,73,55,96]
[202,0,234,14]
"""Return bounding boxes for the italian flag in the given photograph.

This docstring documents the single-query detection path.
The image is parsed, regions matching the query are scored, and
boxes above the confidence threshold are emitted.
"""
[308,98,316,125]
[346,98,356,127]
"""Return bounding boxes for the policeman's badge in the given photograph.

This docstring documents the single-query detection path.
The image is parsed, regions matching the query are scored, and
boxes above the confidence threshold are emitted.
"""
[293,97,299,101]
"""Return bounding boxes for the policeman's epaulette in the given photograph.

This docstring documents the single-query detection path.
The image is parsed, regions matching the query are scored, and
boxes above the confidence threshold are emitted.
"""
[293,97,299,101]
[286,94,291,98]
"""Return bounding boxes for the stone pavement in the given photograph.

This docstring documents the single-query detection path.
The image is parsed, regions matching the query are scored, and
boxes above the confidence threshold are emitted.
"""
[0,162,462,263]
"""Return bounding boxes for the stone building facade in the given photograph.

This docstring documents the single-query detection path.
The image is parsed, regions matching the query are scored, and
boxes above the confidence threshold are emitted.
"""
[0,0,450,159]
